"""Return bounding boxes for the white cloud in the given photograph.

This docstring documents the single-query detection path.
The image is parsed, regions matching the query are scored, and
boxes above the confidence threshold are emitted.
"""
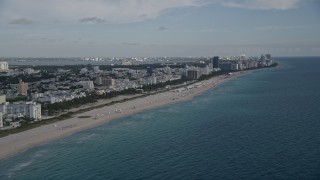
[183,28,231,33]
[255,25,306,31]
[8,17,34,25]
[1,0,206,24]
[158,26,167,31]
[79,17,106,23]
[222,0,300,10]
[0,0,302,25]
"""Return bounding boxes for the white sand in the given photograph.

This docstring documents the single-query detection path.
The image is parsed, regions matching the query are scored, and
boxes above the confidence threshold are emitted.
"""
[0,72,247,160]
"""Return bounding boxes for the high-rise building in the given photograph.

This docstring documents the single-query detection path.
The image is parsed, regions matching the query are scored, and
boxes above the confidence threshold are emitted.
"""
[0,102,41,120]
[18,80,29,94]
[148,74,157,85]
[240,54,246,61]
[260,54,266,61]
[147,66,153,76]
[265,54,272,60]
[211,56,219,68]
[95,76,116,87]
[219,62,232,71]
[187,69,201,79]
[0,62,9,71]
[78,81,95,90]
[102,77,116,87]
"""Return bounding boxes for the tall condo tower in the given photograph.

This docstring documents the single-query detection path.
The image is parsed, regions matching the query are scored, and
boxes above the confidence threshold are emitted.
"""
[211,56,219,68]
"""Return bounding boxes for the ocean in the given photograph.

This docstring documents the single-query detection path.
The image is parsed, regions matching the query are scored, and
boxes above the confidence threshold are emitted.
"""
[1,57,320,179]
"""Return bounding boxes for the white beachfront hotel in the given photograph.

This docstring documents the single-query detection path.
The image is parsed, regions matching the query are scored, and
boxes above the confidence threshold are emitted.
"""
[0,61,9,71]
[0,102,42,120]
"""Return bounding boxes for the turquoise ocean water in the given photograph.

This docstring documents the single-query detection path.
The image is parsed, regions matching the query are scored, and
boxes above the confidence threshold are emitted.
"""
[1,57,320,179]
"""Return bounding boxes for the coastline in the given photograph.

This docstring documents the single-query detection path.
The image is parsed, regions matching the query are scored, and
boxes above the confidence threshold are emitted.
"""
[0,71,248,160]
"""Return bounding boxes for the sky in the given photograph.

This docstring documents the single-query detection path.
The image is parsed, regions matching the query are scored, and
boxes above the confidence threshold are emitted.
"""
[0,0,319,57]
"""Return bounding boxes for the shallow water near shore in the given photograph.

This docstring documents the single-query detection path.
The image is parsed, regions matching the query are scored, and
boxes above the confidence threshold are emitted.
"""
[1,57,320,179]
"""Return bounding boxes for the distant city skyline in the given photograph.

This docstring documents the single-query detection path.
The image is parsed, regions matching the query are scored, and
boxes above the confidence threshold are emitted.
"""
[0,0,319,57]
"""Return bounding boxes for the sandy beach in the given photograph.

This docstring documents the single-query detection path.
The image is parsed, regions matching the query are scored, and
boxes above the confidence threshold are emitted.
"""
[0,71,247,160]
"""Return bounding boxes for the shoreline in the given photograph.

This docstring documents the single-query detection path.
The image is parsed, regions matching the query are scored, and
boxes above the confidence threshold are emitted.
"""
[0,71,248,160]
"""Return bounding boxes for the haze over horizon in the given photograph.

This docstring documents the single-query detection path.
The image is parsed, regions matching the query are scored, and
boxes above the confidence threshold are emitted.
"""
[0,0,319,57]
